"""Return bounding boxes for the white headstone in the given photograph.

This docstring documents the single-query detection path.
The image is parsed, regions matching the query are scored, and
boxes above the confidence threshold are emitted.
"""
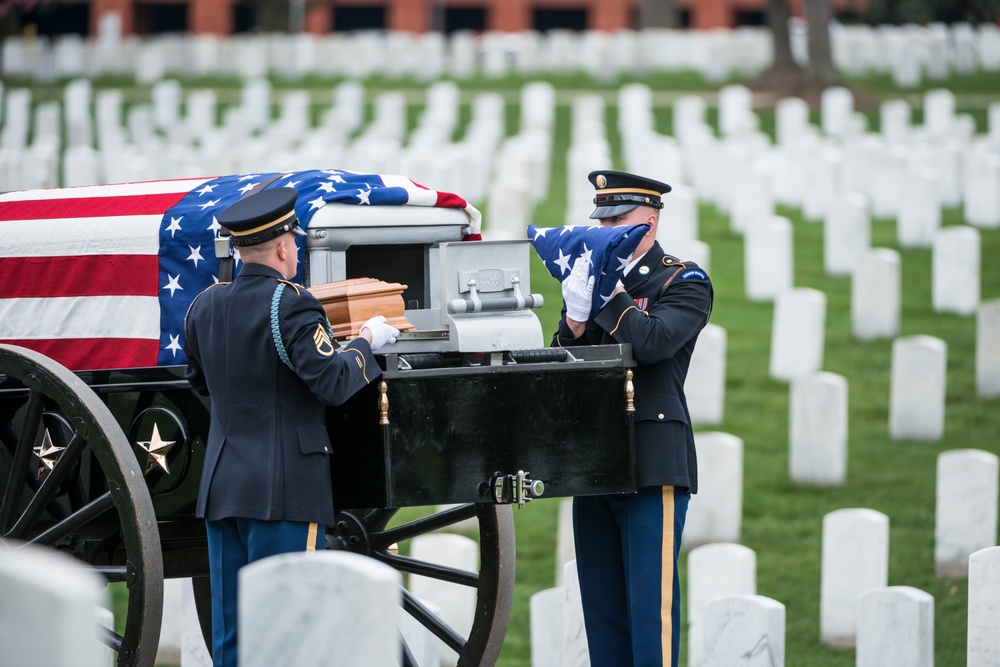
[530,587,565,667]
[685,323,726,425]
[820,508,889,646]
[239,551,400,667]
[977,299,1000,398]
[156,577,182,665]
[661,184,699,246]
[683,432,744,549]
[880,99,911,143]
[687,544,757,667]
[932,225,981,316]
[555,497,575,587]
[0,544,108,667]
[703,595,784,667]
[96,607,115,667]
[852,248,901,341]
[790,372,848,486]
[924,88,956,138]
[824,193,870,276]
[964,151,1000,228]
[776,97,810,147]
[935,449,999,577]
[856,587,934,667]
[151,79,182,133]
[745,216,793,302]
[897,167,940,248]
[181,579,212,667]
[718,85,754,138]
[62,145,101,187]
[969,547,1000,665]
[409,533,478,666]
[770,288,827,381]
[821,87,854,139]
[563,559,590,667]
[730,160,773,235]
[889,335,947,441]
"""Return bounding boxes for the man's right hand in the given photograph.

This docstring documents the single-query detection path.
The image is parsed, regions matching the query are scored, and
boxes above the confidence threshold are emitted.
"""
[361,316,400,352]
[562,257,594,324]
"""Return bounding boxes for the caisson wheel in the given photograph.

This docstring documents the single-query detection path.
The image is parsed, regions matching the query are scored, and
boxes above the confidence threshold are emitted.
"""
[0,344,162,667]
[332,503,515,667]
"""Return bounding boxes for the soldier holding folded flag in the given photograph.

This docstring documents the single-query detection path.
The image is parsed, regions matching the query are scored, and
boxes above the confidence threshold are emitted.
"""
[533,170,714,667]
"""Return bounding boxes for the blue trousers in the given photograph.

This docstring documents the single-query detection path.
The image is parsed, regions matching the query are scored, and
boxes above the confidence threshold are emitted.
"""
[574,486,690,667]
[205,517,324,667]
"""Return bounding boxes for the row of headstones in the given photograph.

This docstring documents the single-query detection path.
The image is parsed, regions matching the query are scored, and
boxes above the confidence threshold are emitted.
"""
[542,495,1000,667]
[827,21,1000,86]
[0,78,540,204]
[676,86,1000,231]
[770,288,1000,440]
[6,21,1000,84]
[0,26,775,84]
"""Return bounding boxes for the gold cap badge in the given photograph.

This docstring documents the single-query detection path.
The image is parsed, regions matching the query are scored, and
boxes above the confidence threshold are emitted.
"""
[595,174,607,188]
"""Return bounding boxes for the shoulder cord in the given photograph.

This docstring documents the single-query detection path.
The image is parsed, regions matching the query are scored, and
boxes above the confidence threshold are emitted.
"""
[271,283,296,372]
[270,283,336,372]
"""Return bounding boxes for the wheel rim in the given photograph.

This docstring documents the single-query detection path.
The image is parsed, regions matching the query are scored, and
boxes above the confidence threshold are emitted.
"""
[0,344,163,667]
[329,503,515,667]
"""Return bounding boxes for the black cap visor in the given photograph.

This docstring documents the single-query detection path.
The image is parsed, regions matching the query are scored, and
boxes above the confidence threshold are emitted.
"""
[590,202,641,219]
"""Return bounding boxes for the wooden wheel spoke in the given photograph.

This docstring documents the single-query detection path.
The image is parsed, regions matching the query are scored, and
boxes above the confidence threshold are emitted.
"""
[375,551,479,588]
[1,389,44,533]
[27,491,114,547]
[372,504,477,548]
[401,587,466,654]
[8,432,85,539]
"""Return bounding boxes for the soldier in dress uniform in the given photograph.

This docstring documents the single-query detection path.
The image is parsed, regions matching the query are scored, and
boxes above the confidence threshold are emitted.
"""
[184,187,400,667]
[554,171,713,667]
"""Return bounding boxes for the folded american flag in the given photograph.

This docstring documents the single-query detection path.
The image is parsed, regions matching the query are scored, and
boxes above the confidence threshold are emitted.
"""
[0,169,481,371]
[527,223,650,318]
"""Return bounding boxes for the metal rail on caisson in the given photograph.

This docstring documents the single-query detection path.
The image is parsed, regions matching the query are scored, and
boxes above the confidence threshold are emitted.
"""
[0,177,636,667]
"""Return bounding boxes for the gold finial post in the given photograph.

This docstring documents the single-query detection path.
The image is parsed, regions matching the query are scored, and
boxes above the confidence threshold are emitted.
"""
[625,370,635,413]
[378,381,389,425]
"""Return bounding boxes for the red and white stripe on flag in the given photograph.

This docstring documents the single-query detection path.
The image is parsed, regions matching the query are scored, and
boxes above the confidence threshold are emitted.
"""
[0,178,212,371]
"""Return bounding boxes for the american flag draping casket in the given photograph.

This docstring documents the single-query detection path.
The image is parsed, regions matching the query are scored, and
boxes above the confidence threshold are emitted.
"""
[0,169,482,371]
[0,169,636,509]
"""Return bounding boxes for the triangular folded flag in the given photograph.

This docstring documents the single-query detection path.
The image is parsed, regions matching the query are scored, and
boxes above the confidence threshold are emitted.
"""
[527,223,650,317]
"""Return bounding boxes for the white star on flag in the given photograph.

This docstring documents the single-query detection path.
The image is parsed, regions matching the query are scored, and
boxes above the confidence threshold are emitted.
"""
[237,174,258,182]
[553,248,573,275]
[166,216,183,237]
[357,188,372,205]
[317,182,337,193]
[165,334,182,356]
[238,182,257,195]
[208,216,221,234]
[187,245,204,267]
[163,274,183,296]
[196,184,215,195]
[198,199,219,211]
[286,180,300,189]
[308,196,326,210]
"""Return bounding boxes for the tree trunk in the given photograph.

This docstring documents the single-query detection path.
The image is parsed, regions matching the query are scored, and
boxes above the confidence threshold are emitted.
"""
[765,0,799,76]
[639,0,681,29]
[804,0,838,88]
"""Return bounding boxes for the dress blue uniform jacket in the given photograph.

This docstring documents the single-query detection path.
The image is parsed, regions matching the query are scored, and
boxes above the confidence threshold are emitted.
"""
[553,242,713,492]
[184,262,379,526]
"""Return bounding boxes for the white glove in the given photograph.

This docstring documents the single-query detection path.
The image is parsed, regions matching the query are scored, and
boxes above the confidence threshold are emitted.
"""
[562,257,594,322]
[361,315,400,352]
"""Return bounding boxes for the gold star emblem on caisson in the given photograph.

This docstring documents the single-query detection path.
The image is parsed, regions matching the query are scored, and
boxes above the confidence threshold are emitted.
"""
[33,428,66,478]
[136,422,176,474]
